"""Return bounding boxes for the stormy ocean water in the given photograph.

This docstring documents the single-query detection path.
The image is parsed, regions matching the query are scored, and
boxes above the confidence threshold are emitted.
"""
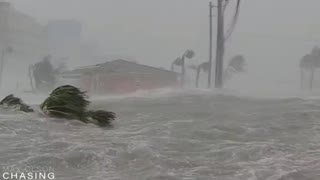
[1,90,320,180]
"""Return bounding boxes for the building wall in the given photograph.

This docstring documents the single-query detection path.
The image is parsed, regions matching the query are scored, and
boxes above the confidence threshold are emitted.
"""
[80,72,178,95]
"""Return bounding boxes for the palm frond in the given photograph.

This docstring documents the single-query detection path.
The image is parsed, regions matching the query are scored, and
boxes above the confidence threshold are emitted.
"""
[184,49,195,59]
[173,57,183,66]
[86,110,116,126]
[41,87,88,120]
[40,85,116,127]
[0,94,34,112]
[227,55,246,72]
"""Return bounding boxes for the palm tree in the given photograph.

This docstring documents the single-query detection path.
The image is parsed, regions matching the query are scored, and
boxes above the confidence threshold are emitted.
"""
[170,49,195,87]
[299,46,320,90]
[300,54,317,90]
[189,62,210,88]
[171,57,182,72]
[0,85,116,127]
[223,55,246,83]
[31,55,56,92]
[30,55,68,92]
[182,50,195,81]
[28,64,35,92]
[189,64,198,87]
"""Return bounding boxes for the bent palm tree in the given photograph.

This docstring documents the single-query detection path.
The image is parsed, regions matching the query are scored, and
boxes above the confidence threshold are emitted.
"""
[181,50,195,87]
[41,85,116,126]
[171,57,183,72]
[190,62,210,88]
[299,46,320,90]
[0,85,116,127]
[0,94,34,112]
[32,55,57,92]
[171,50,195,87]
[300,54,316,90]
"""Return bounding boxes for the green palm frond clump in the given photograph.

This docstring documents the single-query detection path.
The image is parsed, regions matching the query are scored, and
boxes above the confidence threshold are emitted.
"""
[86,110,116,126]
[0,94,34,112]
[0,85,116,127]
[40,85,116,126]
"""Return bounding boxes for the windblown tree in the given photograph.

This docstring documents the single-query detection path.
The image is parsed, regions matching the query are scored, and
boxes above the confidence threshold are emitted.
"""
[299,46,320,90]
[30,55,65,92]
[300,54,315,90]
[31,55,56,91]
[223,55,246,83]
[171,50,195,87]
[0,85,116,127]
[189,62,209,88]
[171,57,183,72]
[41,85,116,126]
[0,94,33,112]
[190,55,245,88]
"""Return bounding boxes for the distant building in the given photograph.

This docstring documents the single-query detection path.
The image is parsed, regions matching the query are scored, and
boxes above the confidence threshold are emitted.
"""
[61,59,179,95]
[0,1,48,91]
[46,20,100,67]
[46,20,82,58]
[0,1,47,58]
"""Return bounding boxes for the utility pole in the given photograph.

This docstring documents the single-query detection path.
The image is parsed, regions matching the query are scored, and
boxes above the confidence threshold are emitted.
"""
[214,0,225,88]
[208,2,214,88]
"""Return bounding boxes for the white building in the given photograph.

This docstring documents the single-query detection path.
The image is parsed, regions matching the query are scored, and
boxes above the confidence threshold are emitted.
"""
[0,1,48,92]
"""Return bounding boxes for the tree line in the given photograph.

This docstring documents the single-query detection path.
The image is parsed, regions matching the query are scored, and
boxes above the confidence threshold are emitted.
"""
[171,49,246,88]
[300,46,320,90]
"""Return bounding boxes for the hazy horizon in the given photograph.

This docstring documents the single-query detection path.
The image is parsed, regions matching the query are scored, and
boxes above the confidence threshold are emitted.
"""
[5,0,320,94]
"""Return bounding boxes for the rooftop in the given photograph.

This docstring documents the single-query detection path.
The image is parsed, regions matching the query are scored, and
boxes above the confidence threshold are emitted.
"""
[62,59,179,76]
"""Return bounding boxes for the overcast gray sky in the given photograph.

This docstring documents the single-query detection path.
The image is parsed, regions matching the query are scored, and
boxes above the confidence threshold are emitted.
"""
[8,0,320,92]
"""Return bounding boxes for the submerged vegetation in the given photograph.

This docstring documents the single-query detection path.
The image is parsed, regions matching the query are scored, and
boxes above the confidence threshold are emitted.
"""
[0,94,34,112]
[1,85,116,127]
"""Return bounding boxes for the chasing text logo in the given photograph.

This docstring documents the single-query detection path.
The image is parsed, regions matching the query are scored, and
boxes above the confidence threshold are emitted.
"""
[2,166,55,180]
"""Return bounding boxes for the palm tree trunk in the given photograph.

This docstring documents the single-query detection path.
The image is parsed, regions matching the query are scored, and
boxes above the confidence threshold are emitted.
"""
[196,66,201,88]
[171,62,175,72]
[300,68,304,89]
[310,68,315,91]
[28,65,35,91]
[223,68,230,83]
[181,56,185,88]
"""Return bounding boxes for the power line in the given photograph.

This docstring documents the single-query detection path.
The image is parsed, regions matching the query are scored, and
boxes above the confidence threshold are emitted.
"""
[224,0,241,41]
[213,0,241,88]
[214,0,225,88]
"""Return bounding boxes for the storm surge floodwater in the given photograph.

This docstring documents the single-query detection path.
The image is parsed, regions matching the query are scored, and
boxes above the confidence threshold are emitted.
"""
[1,90,320,180]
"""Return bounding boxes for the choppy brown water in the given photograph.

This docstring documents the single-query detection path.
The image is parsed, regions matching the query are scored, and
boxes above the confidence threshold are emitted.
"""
[1,91,320,180]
